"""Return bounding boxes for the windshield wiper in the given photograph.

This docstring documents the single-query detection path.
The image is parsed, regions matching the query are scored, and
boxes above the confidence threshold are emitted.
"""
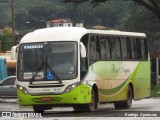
[29,63,44,85]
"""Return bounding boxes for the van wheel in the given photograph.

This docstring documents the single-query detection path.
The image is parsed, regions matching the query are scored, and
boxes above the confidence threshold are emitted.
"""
[123,86,132,109]
[33,105,44,113]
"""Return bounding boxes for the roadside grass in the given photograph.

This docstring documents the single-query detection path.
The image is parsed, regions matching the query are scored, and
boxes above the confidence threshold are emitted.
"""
[150,85,160,97]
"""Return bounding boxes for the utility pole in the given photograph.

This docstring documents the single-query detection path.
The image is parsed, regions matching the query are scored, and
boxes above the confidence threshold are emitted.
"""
[11,0,15,45]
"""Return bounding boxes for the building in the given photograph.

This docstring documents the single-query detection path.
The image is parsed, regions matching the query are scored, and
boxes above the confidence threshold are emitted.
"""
[47,18,73,28]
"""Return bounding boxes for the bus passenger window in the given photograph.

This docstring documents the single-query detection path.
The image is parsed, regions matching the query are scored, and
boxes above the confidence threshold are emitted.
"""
[131,38,137,59]
[144,39,148,60]
[99,36,110,60]
[126,37,132,59]
[89,36,97,60]
[132,38,141,60]
[89,35,100,63]
[121,37,128,59]
[111,37,121,59]
[96,36,100,59]
[136,38,142,59]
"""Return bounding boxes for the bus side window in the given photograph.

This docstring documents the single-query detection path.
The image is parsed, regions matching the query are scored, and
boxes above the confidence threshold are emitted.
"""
[99,36,110,60]
[105,36,111,59]
[121,37,128,59]
[136,38,142,59]
[140,39,145,60]
[131,38,139,60]
[99,36,105,59]
[89,35,100,63]
[111,37,121,59]
[96,36,100,59]
[144,39,148,60]
[126,37,132,59]
[89,35,96,60]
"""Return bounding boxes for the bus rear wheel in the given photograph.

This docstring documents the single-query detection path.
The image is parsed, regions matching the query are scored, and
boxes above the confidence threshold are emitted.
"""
[114,101,123,109]
[114,86,132,109]
[123,86,132,109]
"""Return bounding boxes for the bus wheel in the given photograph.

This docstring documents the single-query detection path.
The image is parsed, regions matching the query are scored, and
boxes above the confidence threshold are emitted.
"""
[123,86,132,109]
[73,105,84,112]
[86,89,97,112]
[114,101,123,109]
[73,89,97,112]
[33,105,44,113]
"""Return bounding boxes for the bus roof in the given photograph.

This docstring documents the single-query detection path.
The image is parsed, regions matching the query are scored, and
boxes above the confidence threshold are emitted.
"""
[20,27,146,44]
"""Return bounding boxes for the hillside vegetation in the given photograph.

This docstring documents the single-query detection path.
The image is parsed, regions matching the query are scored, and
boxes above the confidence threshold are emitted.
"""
[0,0,160,51]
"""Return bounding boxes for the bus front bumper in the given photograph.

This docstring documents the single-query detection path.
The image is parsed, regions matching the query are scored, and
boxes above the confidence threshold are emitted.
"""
[17,83,92,106]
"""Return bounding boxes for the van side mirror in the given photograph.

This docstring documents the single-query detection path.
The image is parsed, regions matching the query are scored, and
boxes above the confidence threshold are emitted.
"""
[80,42,86,58]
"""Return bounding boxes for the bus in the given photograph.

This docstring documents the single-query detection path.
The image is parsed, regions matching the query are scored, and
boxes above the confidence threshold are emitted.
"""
[0,56,7,80]
[16,27,150,112]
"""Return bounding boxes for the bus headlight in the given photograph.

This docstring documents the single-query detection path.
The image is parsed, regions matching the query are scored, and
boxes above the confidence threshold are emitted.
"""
[64,82,80,93]
[17,85,29,94]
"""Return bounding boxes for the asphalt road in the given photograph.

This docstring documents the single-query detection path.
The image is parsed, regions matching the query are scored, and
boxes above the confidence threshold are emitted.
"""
[0,97,160,119]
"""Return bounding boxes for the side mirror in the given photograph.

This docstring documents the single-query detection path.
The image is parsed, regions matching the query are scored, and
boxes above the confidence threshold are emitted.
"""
[80,42,86,58]
[11,45,18,60]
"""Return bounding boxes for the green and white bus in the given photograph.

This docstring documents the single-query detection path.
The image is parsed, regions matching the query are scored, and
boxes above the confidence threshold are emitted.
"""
[16,27,150,112]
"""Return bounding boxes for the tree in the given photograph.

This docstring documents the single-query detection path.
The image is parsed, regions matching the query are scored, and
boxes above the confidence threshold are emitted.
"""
[132,0,160,20]
[62,0,160,20]
[0,27,13,52]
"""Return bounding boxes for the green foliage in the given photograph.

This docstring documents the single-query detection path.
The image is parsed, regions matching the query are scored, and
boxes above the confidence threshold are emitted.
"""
[5,0,131,34]
[0,28,13,52]
[1,0,160,51]
[118,5,160,51]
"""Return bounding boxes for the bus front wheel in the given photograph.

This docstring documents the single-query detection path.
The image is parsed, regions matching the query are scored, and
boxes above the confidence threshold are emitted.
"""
[86,89,97,111]
[73,89,97,112]
[33,105,44,113]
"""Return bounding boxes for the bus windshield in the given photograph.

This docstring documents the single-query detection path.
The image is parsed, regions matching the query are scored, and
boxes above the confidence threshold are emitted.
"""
[17,42,77,81]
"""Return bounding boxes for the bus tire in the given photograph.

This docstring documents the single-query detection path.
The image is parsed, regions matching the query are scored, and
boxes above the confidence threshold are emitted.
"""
[73,89,97,112]
[85,89,97,112]
[33,105,44,113]
[123,86,132,109]
[114,101,123,109]
[73,105,84,112]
